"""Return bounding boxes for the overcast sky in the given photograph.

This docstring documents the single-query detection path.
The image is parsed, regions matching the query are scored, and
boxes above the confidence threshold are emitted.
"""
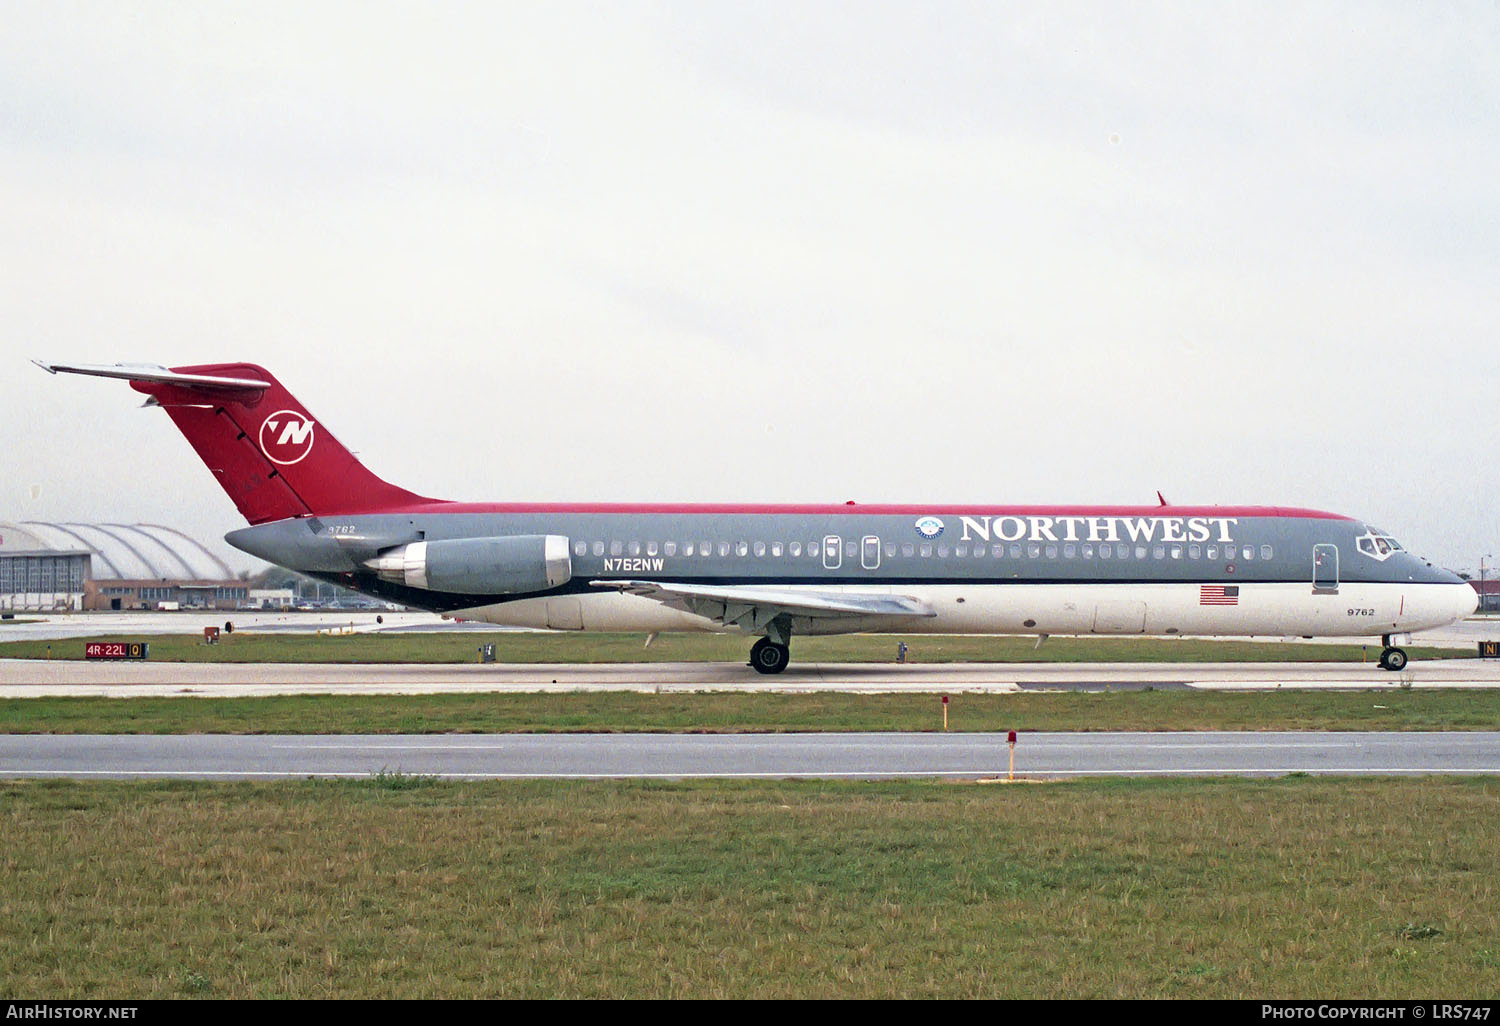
[2,2,1496,573]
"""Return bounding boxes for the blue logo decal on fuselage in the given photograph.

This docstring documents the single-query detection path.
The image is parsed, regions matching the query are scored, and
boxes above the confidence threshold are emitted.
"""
[915,516,945,539]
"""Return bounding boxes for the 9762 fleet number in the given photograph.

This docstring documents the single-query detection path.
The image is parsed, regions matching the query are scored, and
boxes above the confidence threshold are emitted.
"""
[1347,608,1376,617]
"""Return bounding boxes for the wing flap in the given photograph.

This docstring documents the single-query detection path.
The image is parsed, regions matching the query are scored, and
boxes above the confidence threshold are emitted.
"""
[591,579,936,625]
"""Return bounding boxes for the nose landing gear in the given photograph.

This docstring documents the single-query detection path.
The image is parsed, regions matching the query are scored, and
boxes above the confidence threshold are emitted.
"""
[1378,634,1409,672]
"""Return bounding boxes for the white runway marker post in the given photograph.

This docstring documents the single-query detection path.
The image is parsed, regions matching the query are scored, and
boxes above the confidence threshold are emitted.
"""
[1008,730,1017,781]
[942,694,949,731]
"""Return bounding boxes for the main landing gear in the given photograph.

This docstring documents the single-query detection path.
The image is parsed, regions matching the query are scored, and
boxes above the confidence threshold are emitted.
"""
[1378,634,1409,672]
[749,637,790,674]
[748,615,795,675]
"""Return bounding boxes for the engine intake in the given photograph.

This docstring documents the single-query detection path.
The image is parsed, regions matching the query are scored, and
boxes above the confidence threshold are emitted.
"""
[364,535,572,595]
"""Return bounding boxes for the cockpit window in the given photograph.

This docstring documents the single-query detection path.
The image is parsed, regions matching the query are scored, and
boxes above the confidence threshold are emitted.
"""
[1356,528,1404,561]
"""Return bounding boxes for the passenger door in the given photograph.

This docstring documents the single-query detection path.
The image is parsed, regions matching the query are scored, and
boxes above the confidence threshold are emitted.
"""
[1313,544,1339,593]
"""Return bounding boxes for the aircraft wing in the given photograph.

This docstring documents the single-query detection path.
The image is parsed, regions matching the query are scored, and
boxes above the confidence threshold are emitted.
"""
[590,579,936,633]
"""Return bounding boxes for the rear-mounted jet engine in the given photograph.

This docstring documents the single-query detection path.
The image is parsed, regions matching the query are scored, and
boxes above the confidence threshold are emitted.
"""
[366,535,571,594]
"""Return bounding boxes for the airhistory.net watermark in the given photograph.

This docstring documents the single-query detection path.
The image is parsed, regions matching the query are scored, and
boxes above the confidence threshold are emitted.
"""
[4,1007,137,1020]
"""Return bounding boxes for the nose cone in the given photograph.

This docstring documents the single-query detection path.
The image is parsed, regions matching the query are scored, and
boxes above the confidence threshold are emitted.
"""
[1458,582,1480,619]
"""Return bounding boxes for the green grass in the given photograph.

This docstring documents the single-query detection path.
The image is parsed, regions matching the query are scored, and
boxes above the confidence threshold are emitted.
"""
[5,689,1500,734]
[0,630,1466,663]
[2,776,1496,998]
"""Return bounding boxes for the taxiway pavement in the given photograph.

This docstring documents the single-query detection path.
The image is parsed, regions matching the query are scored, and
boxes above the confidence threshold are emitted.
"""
[3,657,1500,696]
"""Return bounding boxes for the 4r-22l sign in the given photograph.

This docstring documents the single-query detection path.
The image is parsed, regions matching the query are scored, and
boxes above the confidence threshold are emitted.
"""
[84,642,149,660]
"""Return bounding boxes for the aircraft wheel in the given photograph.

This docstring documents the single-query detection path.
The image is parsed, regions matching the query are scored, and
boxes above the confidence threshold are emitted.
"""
[1380,647,1408,672]
[750,638,790,674]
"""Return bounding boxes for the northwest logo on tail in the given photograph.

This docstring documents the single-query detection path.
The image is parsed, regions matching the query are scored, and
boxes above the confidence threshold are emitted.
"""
[259,410,316,465]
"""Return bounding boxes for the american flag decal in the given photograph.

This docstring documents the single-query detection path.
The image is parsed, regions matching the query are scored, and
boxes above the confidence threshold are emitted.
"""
[1200,585,1240,606]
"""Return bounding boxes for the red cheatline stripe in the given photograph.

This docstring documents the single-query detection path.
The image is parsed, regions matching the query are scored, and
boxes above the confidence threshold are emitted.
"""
[376,502,1355,519]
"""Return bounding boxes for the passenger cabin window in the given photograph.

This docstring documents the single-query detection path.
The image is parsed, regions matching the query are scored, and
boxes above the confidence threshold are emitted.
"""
[647,541,658,556]
[902,542,915,557]
[592,541,605,557]
[772,543,783,557]
[683,542,695,556]
[574,540,587,557]
[610,541,624,557]
[1260,545,1272,560]
[790,542,802,557]
[664,541,677,556]
[753,542,765,557]
[629,541,641,556]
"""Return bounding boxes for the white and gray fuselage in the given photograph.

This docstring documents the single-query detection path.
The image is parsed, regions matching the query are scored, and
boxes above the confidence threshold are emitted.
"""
[226,505,1476,641]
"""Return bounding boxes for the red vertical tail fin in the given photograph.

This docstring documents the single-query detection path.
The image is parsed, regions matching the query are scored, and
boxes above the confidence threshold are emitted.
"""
[39,361,433,523]
[137,362,433,523]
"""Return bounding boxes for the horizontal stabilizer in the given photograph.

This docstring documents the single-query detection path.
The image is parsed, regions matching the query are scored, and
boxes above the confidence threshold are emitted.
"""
[33,361,271,392]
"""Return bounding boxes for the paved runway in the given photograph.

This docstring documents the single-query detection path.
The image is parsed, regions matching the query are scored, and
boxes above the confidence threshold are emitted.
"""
[4,657,1500,696]
[3,731,1498,779]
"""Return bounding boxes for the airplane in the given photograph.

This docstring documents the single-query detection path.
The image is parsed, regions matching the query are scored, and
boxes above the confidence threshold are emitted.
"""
[37,360,1478,673]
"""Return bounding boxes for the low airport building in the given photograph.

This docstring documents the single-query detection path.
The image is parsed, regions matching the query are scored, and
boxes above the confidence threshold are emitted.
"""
[249,587,296,609]
[82,579,250,612]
